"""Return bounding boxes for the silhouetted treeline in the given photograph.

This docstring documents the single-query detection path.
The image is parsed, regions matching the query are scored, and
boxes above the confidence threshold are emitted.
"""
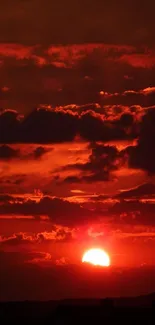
[0,295,154,324]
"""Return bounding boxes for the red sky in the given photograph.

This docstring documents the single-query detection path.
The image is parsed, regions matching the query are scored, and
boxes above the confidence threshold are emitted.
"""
[1,0,155,301]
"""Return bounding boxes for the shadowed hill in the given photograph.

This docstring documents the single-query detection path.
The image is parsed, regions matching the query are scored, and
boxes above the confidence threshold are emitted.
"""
[0,293,154,324]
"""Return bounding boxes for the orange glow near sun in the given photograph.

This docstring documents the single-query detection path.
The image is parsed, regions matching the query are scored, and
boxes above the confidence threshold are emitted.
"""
[82,248,110,267]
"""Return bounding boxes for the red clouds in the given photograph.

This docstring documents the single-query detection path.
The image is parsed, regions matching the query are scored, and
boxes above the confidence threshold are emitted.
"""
[119,53,155,68]
[1,0,155,301]
[0,44,35,60]
[0,227,75,246]
[1,43,155,113]
[0,43,134,68]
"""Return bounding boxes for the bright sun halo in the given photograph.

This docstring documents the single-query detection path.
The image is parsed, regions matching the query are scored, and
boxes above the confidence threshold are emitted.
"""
[82,248,110,267]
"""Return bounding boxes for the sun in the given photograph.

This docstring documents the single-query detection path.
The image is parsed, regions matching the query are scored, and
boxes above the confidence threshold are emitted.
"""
[82,248,110,267]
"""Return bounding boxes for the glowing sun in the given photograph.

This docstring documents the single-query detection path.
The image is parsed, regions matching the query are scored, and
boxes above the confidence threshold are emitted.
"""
[82,248,110,267]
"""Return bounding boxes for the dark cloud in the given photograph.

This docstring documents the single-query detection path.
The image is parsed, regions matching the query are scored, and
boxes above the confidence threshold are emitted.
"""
[0,144,51,160]
[119,113,134,128]
[64,143,123,183]
[110,200,155,226]
[79,112,122,142]
[21,108,77,143]
[25,145,52,159]
[2,189,155,227]
[0,107,139,144]
[0,196,94,226]
[0,108,77,143]
[117,183,155,199]
[33,146,50,159]
[0,174,27,188]
[0,110,21,143]
[128,108,155,173]
[0,145,19,159]
[0,194,15,202]
[0,251,42,267]
[0,194,23,203]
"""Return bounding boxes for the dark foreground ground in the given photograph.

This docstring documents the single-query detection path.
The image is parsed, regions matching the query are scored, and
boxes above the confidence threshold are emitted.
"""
[0,293,154,324]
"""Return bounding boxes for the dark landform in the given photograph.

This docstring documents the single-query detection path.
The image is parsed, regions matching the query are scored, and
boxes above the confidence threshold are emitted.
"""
[0,293,154,324]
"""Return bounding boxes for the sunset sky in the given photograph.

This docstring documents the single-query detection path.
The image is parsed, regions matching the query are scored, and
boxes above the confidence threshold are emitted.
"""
[1,0,155,301]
